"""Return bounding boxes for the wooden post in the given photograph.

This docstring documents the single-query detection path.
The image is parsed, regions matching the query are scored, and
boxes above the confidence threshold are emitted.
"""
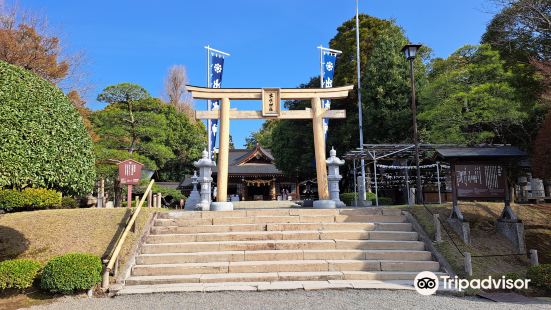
[157,193,162,208]
[127,184,132,208]
[530,249,539,266]
[464,252,473,276]
[311,97,329,200]
[152,194,157,208]
[217,97,230,202]
[434,213,442,242]
[98,178,105,208]
[148,190,152,208]
[135,196,139,208]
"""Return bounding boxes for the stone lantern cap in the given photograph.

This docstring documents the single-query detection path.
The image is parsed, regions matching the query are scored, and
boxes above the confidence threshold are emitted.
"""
[194,149,216,168]
[326,147,345,166]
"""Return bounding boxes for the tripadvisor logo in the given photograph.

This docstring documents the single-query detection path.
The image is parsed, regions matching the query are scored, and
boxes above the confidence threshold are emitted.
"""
[414,271,531,295]
[414,271,439,295]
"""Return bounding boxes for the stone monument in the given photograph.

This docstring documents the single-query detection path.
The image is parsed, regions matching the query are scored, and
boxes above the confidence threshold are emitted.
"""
[326,147,345,208]
[184,171,201,211]
[194,150,215,211]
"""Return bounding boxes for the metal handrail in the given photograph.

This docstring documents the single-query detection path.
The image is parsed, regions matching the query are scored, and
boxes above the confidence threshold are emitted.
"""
[101,179,155,289]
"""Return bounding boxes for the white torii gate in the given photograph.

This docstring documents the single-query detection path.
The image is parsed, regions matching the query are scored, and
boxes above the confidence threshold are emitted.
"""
[188,85,354,204]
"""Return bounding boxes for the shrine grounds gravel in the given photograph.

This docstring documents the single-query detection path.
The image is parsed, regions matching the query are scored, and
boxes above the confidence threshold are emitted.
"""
[29,290,551,310]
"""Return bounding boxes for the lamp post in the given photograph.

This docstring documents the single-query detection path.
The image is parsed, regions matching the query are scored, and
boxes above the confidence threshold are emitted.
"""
[402,44,423,204]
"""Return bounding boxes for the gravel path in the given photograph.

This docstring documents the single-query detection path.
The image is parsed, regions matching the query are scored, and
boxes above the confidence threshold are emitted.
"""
[29,290,550,310]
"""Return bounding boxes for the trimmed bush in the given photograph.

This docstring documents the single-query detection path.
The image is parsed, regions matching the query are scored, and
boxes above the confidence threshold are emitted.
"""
[61,196,79,209]
[0,60,95,195]
[377,197,394,205]
[340,192,357,206]
[40,253,102,293]
[0,259,42,290]
[527,264,551,291]
[0,188,61,211]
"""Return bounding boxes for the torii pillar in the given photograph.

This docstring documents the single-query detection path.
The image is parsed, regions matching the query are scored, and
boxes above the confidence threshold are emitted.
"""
[188,85,353,209]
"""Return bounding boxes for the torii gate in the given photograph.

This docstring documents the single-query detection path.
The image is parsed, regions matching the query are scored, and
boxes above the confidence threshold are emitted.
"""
[188,85,354,204]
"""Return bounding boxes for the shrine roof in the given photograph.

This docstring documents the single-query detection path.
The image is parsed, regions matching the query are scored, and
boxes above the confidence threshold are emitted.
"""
[435,146,527,159]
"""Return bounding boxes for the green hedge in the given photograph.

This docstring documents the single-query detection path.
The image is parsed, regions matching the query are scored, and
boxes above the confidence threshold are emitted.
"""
[527,264,551,291]
[0,60,95,195]
[61,196,79,209]
[40,253,102,293]
[0,188,62,211]
[0,259,42,290]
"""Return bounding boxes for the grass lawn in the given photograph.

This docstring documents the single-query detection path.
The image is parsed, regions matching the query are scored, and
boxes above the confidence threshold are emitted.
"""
[409,202,551,278]
[0,207,158,309]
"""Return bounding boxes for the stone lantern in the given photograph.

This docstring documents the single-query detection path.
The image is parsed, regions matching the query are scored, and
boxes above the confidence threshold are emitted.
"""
[326,147,345,208]
[193,150,215,211]
[184,171,201,211]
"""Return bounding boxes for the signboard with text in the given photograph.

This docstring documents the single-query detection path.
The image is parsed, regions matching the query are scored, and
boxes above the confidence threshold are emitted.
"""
[118,159,143,185]
[455,164,505,198]
[262,88,281,117]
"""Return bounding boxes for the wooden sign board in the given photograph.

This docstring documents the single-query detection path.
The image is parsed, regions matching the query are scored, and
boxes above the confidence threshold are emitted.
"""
[262,88,280,117]
[118,159,143,185]
[455,164,505,198]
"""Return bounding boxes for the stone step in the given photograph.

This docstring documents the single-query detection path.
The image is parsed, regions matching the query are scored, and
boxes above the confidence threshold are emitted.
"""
[125,270,434,286]
[153,215,407,227]
[146,230,418,243]
[150,222,413,234]
[136,250,433,265]
[131,259,439,276]
[156,208,403,220]
[141,240,425,254]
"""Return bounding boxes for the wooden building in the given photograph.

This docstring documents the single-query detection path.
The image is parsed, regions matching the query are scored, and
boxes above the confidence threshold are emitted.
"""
[180,144,299,201]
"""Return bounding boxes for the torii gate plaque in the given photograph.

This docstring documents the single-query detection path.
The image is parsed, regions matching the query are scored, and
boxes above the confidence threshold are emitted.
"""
[188,85,353,209]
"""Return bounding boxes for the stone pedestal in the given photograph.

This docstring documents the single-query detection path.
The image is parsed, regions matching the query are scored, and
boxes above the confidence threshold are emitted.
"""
[210,201,234,211]
[313,200,336,209]
[184,171,201,211]
[357,176,367,207]
[194,150,215,211]
[496,204,526,253]
[326,147,345,208]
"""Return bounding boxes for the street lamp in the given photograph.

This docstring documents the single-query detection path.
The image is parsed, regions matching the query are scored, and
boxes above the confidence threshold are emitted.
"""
[401,43,423,205]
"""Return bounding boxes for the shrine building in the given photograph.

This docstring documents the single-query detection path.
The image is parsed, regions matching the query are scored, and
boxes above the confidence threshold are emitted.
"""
[181,144,299,201]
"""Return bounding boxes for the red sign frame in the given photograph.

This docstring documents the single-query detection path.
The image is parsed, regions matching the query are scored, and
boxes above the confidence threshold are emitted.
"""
[118,159,143,185]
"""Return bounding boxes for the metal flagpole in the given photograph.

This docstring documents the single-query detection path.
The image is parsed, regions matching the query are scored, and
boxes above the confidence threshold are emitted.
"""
[353,159,358,207]
[355,0,367,204]
[204,45,230,159]
[436,161,442,204]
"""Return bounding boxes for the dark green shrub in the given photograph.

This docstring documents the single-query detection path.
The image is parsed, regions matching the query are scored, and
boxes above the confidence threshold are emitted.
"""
[40,253,102,293]
[340,193,357,206]
[0,60,95,195]
[61,196,79,209]
[527,264,551,291]
[0,259,42,290]
[0,188,61,211]
[376,197,394,205]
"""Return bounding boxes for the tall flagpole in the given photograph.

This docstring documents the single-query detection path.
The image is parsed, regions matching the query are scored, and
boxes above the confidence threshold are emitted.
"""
[204,45,230,159]
[355,0,367,205]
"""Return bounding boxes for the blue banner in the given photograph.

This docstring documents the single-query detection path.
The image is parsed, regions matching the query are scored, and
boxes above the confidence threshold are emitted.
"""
[321,52,337,138]
[209,54,225,158]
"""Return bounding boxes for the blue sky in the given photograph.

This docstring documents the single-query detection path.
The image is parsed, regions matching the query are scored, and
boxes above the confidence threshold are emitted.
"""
[17,0,494,148]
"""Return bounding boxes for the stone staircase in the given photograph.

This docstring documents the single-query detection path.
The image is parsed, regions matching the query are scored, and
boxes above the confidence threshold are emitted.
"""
[118,208,441,294]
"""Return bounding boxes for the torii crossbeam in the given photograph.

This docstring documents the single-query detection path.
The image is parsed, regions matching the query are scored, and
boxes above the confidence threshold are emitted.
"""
[188,85,353,204]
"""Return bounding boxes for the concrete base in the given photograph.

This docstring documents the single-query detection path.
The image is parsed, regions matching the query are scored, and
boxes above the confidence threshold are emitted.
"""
[313,200,336,209]
[335,200,346,208]
[210,202,234,211]
[496,219,526,253]
[447,218,471,245]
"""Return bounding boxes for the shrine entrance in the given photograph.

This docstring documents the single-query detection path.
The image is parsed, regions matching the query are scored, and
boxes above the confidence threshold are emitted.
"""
[187,85,353,207]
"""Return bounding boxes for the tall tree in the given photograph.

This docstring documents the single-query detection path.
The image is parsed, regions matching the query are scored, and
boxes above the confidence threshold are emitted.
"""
[418,44,527,145]
[92,97,206,181]
[245,120,278,149]
[0,4,85,90]
[163,65,194,117]
[97,83,151,153]
[532,111,551,180]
